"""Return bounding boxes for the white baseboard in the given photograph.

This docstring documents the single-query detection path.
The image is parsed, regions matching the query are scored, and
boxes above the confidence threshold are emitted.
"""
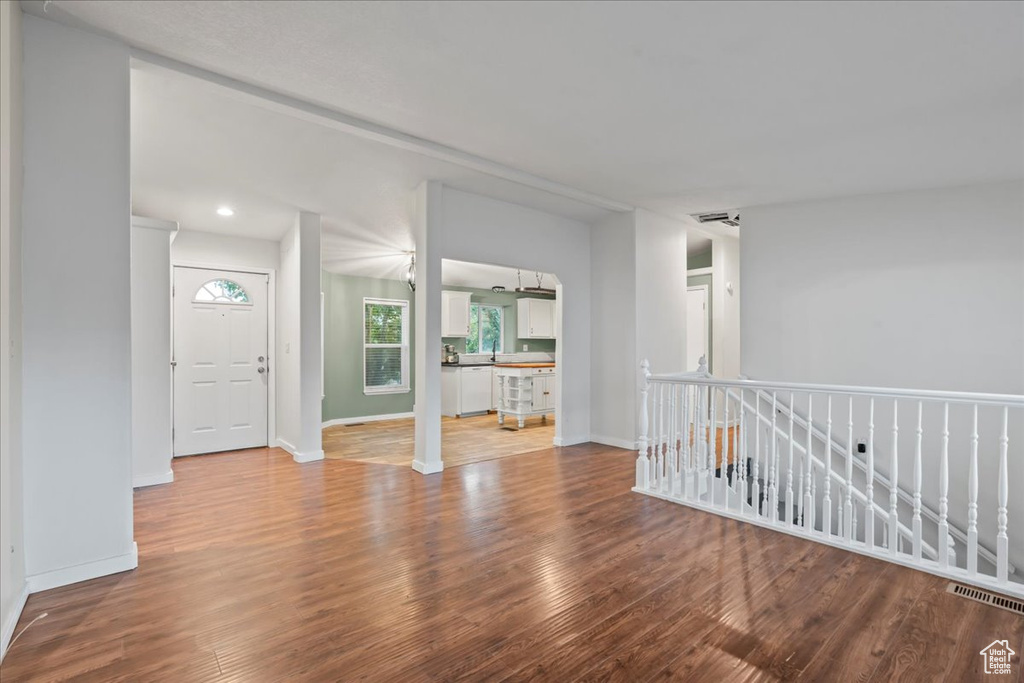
[412,459,444,475]
[132,469,174,488]
[322,412,414,428]
[26,542,138,594]
[553,434,590,447]
[293,449,324,463]
[589,434,638,450]
[277,438,324,463]
[0,583,29,661]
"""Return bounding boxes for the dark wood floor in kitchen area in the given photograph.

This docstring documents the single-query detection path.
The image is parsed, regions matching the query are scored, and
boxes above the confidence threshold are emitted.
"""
[1,444,1020,681]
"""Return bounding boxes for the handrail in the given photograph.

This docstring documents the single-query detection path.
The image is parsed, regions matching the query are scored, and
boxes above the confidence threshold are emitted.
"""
[648,374,1024,408]
[745,385,1011,574]
[721,386,941,561]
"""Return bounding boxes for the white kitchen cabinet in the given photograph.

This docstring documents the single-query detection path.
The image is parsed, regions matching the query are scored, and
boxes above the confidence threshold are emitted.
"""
[516,298,555,339]
[531,373,557,413]
[460,366,491,415]
[441,365,492,417]
[442,290,472,337]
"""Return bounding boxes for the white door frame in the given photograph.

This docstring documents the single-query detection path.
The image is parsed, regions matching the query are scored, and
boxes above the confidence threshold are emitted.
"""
[687,284,710,373]
[172,260,277,447]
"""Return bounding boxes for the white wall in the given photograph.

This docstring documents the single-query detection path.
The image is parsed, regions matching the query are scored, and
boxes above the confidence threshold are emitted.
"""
[21,15,136,591]
[635,210,689,376]
[439,186,593,446]
[711,235,740,381]
[170,229,280,272]
[589,211,637,449]
[742,182,1023,393]
[0,0,26,659]
[742,181,1024,569]
[131,218,176,488]
[276,212,323,462]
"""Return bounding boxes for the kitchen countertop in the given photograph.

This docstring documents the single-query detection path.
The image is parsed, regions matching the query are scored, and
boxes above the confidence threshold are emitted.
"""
[493,362,556,368]
[441,362,495,367]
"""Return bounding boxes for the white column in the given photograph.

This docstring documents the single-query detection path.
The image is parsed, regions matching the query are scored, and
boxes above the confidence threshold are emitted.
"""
[412,181,444,475]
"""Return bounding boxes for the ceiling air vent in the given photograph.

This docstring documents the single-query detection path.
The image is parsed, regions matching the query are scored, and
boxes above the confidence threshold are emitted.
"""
[695,212,740,228]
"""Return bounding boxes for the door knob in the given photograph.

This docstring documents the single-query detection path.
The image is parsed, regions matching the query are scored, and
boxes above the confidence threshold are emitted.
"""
[258,367,266,374]
[258,356,265,362]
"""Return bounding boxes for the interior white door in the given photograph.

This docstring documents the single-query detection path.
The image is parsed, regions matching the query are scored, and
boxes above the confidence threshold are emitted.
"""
[173,267,269,456]
[686,286,709,372]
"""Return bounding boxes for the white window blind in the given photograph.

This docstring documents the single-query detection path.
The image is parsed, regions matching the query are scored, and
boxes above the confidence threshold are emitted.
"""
[364,298,410,394]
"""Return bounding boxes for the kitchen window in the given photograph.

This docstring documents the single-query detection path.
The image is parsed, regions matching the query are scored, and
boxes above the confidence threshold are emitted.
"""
[466,304,503,354]
[363,298,410,394]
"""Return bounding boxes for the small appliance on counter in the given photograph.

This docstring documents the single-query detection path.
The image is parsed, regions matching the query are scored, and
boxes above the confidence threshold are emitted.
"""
[443,344,460,365]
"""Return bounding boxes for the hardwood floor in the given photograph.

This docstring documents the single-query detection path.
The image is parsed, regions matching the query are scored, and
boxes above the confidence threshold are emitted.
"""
[323,413,555,467]
[2,444,1020,681]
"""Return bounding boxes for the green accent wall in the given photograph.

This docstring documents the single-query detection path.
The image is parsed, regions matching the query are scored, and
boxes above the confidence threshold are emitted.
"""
[689,249,713,269]
[687,272,713,371]
[441,285,557,354]
[322,271,415,422]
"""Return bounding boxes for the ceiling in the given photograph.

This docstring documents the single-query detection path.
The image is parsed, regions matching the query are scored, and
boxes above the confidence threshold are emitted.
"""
[131,62,608,279]
[33,0,1024,221]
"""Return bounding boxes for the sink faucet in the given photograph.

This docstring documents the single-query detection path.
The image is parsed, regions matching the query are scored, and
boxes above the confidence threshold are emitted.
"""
[490,339,497,363]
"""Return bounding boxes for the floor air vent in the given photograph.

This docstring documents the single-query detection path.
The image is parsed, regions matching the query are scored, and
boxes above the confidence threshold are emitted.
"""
[947,582,1024,615]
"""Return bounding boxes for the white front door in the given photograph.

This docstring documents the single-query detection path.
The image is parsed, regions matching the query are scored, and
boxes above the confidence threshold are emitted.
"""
[173,267,269,456]
[686,286,709,372]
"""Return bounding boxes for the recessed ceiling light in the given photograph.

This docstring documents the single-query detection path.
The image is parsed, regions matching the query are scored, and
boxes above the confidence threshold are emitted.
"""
[217,206,234,217]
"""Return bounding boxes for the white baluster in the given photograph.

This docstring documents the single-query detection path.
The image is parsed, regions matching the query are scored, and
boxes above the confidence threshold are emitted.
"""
[734,392,743,510]
[650,383,660,490]
[786,392,795,526]
[997,406,1009,583]
[866,398,875,549]
[667,385,678,497]
[709,386,718,507]
[723,388,731,508]
[852,500,859,542]
[823,395,832,538]
[682,384,692,499]
[938,402,949,568]
[889,400,899,556]
[912,401,923,561]
[753,392,761,518]
[805,394,814,532]
[967,404,979,575]
[769,392,779,523]
[659,383,669,494]
[845,396,854,543]
[636,360,651,489]
[740,389,750,515]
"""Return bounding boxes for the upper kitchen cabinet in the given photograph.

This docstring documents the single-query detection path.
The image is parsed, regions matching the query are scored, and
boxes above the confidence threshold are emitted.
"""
[441,290,472,337]
[517,297,556,339]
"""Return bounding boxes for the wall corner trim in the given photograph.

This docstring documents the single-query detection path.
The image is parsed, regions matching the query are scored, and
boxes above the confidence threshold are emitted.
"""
[132,470,174,489]
[0,584,30,661]
[25,543,139,595]
[553,434,591,448]
[412,459,444,475]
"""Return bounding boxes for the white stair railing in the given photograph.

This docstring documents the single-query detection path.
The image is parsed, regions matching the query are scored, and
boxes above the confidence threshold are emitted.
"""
[634,358,1024,598]
[746,385,1010,575]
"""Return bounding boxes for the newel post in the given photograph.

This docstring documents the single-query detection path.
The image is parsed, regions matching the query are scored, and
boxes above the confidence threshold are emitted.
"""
[636,359,652,489]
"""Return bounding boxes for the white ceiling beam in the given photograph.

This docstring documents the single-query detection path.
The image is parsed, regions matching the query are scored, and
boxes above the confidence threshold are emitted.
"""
[130,48,634,214]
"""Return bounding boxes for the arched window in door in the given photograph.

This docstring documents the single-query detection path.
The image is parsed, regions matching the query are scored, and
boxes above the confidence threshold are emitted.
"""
[193,278,251,304]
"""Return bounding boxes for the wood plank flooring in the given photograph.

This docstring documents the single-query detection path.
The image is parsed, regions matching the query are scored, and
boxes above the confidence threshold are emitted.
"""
[2,444,1021,681]
[323,413,555,467]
